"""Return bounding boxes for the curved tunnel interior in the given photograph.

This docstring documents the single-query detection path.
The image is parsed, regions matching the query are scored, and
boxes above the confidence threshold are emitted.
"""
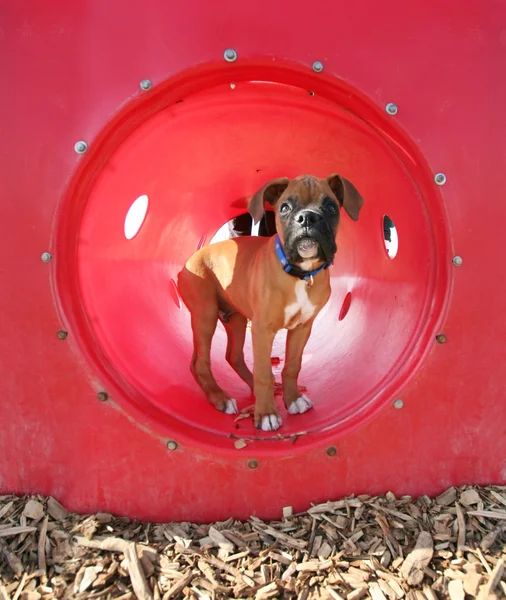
[77,79,438,444]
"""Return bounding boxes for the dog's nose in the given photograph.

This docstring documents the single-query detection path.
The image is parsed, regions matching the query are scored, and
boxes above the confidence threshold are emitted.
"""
[296,210,322,226]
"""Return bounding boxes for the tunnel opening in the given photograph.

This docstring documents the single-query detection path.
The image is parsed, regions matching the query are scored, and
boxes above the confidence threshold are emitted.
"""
[57,67,449,453]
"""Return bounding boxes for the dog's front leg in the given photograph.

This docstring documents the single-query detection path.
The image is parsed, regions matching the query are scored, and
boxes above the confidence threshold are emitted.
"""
[282,321,314,415]
[251,322,281,431]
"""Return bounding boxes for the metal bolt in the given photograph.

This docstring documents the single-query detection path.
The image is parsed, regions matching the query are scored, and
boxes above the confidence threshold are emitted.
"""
[434,173,447,186]
[41,252,52,263]
[386,102,398,115]
[436,333,447,344]
[57,330,68,340]
[248,459,258,469]
[167,440,178,451]
[393,399,404,409]
[224,48,237,62]
[139,79,152,91]
[312,61,324,73]
[452,255,463,267]
[74,141,88,154]
[326,446,337,457]
[97,391,108,402]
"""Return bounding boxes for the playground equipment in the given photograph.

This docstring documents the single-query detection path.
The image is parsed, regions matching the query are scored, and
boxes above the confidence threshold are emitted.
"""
[2,0,506,522]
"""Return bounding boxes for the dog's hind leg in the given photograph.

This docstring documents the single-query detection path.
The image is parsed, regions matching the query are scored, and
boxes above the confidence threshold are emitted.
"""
[178,269,238,415]
[223,312,254,391]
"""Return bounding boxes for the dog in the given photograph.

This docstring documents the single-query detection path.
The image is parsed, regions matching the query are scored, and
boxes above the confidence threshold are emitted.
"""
[177,174,364,431]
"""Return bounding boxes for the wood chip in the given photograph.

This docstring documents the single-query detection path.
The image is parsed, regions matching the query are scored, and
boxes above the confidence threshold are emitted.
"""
[0,526,36,538]
[436,487,457,506]
[369,581,388,600]
[479,558,504,598]
[455,502,466,549]
[162,571,193,600]
[125,542,154,600]
[448,579,465,600]
[22,500,44,521]
[46,497,68,520]
[208,526,234,552]
[37,515,48,573]
[468,509,506,520]
[460,489,481,506]
[400,532,434,586]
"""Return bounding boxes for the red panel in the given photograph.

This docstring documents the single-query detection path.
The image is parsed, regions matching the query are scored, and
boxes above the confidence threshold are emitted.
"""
[1,0,506,521]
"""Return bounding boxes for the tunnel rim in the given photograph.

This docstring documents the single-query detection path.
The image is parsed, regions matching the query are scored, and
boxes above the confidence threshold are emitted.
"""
[52,58,451,456]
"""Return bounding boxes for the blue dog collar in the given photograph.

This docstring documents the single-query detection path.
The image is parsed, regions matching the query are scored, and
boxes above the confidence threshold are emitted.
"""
[274,235,332,285]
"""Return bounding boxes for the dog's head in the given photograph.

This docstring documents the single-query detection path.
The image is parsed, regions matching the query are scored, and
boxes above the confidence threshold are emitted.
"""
[248,174,364,267]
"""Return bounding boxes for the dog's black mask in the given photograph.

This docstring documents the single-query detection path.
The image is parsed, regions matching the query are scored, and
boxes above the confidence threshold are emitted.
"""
[280,200,339,266]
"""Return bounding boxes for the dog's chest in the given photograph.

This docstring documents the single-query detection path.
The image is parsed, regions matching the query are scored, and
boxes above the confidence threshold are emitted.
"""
[283,280,316,329]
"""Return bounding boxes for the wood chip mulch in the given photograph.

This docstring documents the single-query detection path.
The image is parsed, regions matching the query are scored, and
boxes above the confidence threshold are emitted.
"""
[1,486,506,600]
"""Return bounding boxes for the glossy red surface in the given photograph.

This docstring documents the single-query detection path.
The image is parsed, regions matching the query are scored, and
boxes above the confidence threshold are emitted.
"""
[2,0,505,521]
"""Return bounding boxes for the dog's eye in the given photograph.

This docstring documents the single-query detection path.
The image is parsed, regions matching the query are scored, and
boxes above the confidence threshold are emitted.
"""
[323,201,338,214]
[279,203,291,215]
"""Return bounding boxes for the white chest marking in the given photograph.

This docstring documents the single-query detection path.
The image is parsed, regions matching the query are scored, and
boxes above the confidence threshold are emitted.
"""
[284,280,316,329]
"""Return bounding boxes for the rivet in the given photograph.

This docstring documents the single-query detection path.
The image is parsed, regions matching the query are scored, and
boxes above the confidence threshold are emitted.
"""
[386,102,398,115]
[41,252,52,263]
[434,173,446,186]
[139,79,152,91]
[57,330,68,340]
[326,446,337,457]
[312,60,324,73]
[436,333,447,344]
[452,255,463,267]
[393,399,404,409]
[248,459,258,469]
[74,141,88,154]
[97,391,108,402]
[230,82,236,89]
[224,48,237,62]
[167,440,178,451]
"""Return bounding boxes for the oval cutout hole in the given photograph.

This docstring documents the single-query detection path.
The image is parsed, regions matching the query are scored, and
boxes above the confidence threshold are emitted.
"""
[339,292,352,321]
[124,194,149,240]
[383,215,398,259]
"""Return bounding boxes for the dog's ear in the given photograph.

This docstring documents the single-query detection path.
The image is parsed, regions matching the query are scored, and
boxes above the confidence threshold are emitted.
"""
[326,174,364,221]
[248,178,290,225]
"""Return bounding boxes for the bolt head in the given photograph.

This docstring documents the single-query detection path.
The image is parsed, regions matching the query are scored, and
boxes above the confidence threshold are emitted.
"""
[57,330,68,340]
[230,82,236,89]
[326,446,337,457]
[393,399,404,409]
[434,173,447,186]
[386,102,398,115]
[248,459,258,469]
[41,252,52,263]
[139,79,152,91]
[224,48,237,62]
[436,333,447,344]
[312,61,324,73]
[97,391,108,402]
[452,255,463,267]
[167,440,178,451]
[74,141,88,154]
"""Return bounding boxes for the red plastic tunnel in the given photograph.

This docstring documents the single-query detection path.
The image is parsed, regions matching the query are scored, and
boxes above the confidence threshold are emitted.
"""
[2,0,506,522]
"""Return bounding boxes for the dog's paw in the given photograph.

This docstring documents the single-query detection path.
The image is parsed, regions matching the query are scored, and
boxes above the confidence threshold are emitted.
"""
[287,395,313,415]
[258,414,283,431]
[224,398,238,414]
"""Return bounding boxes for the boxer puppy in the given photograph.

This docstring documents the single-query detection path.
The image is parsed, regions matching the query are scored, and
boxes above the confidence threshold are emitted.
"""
[177,174,364,431]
